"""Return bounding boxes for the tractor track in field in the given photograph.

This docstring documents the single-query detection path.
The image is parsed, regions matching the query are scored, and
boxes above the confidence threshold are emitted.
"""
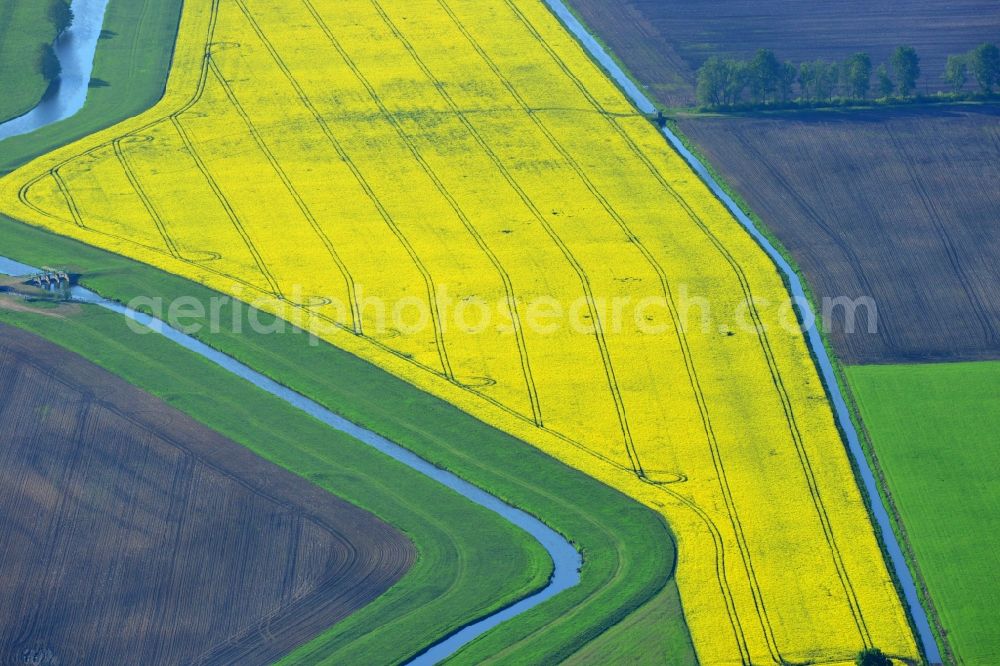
[296,0,545,426]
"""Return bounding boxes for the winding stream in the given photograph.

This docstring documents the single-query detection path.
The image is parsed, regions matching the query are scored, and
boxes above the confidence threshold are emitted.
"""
[0,0,110,141]
[541,0,941,661]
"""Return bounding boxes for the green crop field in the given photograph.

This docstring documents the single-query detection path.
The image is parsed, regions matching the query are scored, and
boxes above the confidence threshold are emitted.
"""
[848,361,1000,665]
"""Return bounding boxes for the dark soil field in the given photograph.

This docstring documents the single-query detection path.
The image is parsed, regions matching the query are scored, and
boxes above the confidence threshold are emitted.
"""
[570,0,1000,106]
[677,105,1000,364]
[0,323,414,665]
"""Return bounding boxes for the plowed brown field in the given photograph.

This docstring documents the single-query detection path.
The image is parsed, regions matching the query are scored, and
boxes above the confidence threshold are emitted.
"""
[0,323,414,665]
[677,105,1000,363]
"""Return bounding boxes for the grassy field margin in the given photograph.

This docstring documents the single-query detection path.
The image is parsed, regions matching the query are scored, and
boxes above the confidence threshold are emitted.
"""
[846,362,1000,665]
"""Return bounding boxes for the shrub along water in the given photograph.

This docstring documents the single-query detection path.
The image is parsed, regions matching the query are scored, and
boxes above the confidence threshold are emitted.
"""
[40,1,74,85]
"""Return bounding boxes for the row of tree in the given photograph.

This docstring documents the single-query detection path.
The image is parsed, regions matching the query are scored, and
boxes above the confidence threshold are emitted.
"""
[696,43,999,109]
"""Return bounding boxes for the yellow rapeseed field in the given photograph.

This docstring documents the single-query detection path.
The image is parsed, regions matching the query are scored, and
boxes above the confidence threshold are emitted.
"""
[0,0,920,662]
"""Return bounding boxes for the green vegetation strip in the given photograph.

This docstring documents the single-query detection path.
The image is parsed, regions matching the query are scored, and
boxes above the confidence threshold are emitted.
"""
[847,361,1000,666]
[692,44,1000,112]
